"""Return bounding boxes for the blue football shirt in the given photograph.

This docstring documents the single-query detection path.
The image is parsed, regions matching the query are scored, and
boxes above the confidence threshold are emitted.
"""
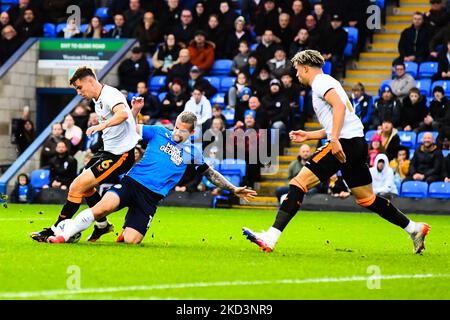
[126,125,205,197]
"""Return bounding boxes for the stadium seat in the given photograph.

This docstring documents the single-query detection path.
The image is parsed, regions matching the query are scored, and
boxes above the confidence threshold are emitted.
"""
[418,62,438,78]
[30,169,50,190]
[148,75,166,91]
[43,23,56,38]
[428,182,450,199]
[365,130,377,143]
[211,93,226,107]
[127,92,137,101]
[376,0,385,9]
[344,43,353,58]
[431,80,450,96]
[409,148,415,160]
[250,43,258,51]
[220,76,235,93]
[80,24,89,33]
[211,59,232,75]
[95,7,109,22]
[221,108,235,126]
[203,76,220,91]
[400,181,428,198]
[415,79,432,97]
[322,61,332,75]
[398,131,417,149]
[443,150,450,157]
[416,131,439,146]
[1,5,10,12]
[343,27,358,46]
[299,95,304,113]
[56,23,66,34]
[426,96,433,106]
[158,92,167,102]
[103,24,114,33]
[219,159,246,178]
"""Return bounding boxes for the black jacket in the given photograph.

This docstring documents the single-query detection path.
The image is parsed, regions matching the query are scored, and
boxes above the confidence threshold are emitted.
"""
[408,145,444,179]
[398,25,431,61]
[429,97,449,124]
[107,25,131,39]
[166,62,193,90]
[205,25,228,60]
[40,135,72,168]
[49,153,78,187]
[320,26,348,56]
[261,92,290,125]
[160,90,190,121]
[15,20,43,41]
[118,57,151,92]
[133,22,162,53]
[401,95,428,130]
[139,92,161,119]
[371,97,402,129]
[188,77,217,99]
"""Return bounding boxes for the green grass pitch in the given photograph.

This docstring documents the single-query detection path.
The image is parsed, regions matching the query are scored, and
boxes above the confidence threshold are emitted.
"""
[0,204,449,300]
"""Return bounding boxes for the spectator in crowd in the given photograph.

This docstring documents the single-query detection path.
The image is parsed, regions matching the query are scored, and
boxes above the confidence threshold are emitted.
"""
[289,28,310,59]
[231,40,250,75]
[240,51,260,81]
[159,0,182,35]
[166,48,193,90]
[0,12,10,31]
[187,65,217,99]
[432,39,450,81]
[174,164,202,193]
[262,79,290,149]
[380,119,401,161]
[267,48,291,79]
[205,13,227,59]
[320,14,348,76]
[436,102,450,150]
[42,0,70,24]
[47,141,78,191]
[133,11,162,54]
[370,153,398,198]
[118,46,150,92]
[424,0,449,33]
[281,72,303,130]
[304,14,321,51]
[256,29,281,65]
[255,0,279,36]
[0,25,21,65]
[370,85,402,130]
[203,117,226,157]
[124,0,144,33]
[188,30,215,72]
[346,0,370,53]
[419,85,448,132]
[192,0,208,30]
[445,152,450,182]
[273,13,294,54]
[226,16,252,58]
[152,33,180,75]
[57,18,81,39]
[84,16,106,39]
[390,146,411,184]
[71,104,89,133]
[107,13,130,39]
[184,87,212,132]
[218,0,239,33]
[407,132,444,183]
[15,118,35,156]
[10,173,34,204]
[368,133,382,167]
[247,95,268,129]
[8,0,32,24]
[275,144,313,202]
[429,21,450,59]
[160,78,190,122]
[136,81,161,124]
[40,122,71,168]
[251,65,272,98]
[172,9,195,47]
[289,0,308,34]
[401,87,428,132]
[328,172,350,199]
[228,72,249,109]
[62,114,83,155]
[351,82,373,131]
[313,2,330,34]
[395,12,431,64]
[241,110,264,188]
[84,113,102,154]
[211,104,228,128]
[391,62,416,100]
[15,8,42,41]
[234,86,252,127]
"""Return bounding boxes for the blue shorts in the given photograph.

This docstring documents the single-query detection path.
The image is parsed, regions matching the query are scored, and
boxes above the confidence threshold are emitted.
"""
[108,176,164,236]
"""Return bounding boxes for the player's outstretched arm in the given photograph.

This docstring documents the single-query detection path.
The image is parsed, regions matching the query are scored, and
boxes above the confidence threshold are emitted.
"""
[203,167,257,202]
[289,129,326,143]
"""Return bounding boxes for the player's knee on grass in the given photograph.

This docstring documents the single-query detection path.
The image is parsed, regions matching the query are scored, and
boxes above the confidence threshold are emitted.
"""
[123,228,143,244]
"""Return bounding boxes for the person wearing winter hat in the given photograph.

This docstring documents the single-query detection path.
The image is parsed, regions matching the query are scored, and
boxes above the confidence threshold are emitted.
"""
[370,84,402,130]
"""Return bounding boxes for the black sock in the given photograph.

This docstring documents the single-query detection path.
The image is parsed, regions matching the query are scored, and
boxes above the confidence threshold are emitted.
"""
[273,210,296,232]
[54,200,81,226]
[85,191,101,208]
[366,196,410,229]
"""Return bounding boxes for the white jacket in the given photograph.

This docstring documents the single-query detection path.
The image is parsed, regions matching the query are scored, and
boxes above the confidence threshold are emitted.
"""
[369,153,398,195]
[184,95,212,126]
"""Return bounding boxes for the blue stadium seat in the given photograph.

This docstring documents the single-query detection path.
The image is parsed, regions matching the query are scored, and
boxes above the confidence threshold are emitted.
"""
[221,108,235,126]
[376,0,385,9]
[426,96,433,106]
[379,79,392,95]
[56,23,66,34]
[401,181,428,198]
[103,24,114,33]
[415,79,432,97]
[95,7,109,22]
[211,59,232,75]
[80,24,89,33]
[299,95,304,113]
[431,80,450,96]
[428,182,450,199]
[398,131,417,149]
[344,43,353,58]
[343,27,358,46]
[1,5,10,12]
[409,148,415,160]
[43,23,56,38]
[250,43,258,51]
[148,75,166,91]
[365,130,377,143]
[211,93,226,107]
[1,0,18,3]
[322,61,332,75]
[220,76,235,93]
[204,76,220,91]
[127,92,137,101]
[416,131,439,146]
[158,92,167,102]
[443,150,450,157]
[219,159,246,178]
[30,169,50,190]
[418,62,438,78]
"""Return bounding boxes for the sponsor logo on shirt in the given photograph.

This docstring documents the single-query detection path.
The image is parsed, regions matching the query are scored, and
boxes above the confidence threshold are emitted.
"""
[160,143,183,166]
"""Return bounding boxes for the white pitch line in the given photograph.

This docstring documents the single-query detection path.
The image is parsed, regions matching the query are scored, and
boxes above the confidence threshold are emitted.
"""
[0,274,448,299]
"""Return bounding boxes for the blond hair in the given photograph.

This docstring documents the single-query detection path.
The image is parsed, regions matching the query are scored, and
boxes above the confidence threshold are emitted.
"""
[291,49,325,68]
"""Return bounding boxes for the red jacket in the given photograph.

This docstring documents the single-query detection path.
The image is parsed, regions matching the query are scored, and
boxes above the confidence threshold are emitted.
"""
[188,41,215,72]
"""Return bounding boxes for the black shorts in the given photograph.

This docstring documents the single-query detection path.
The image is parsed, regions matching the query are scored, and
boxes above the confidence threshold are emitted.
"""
[305,137,372,189]
[85,149,135,185]
[109,176,163,236]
